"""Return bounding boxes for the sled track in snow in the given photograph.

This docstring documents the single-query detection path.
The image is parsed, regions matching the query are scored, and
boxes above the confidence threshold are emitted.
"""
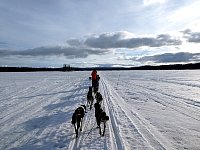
[118,80,200,122]
[100,80,125,150]
[66,78,109,150]
[0,79,49,114]
[100,77,169,150]
[0,81,70,128]
[0,78,89,150]
[0,82,73,150]
[132,80,200,109]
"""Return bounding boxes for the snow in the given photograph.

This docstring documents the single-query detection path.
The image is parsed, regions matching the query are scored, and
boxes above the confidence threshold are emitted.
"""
[0,70,200,150]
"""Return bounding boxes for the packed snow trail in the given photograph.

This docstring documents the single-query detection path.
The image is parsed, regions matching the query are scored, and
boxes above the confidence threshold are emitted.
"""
[100,77,168,150]
[102,70,200,150]
[0,71,200,150]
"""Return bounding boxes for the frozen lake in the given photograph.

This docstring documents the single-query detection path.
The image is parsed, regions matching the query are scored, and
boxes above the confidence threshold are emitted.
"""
[0,70,200,150]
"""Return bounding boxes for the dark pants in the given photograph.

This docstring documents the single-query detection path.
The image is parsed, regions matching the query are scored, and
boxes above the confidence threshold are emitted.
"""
[92,79,97,88]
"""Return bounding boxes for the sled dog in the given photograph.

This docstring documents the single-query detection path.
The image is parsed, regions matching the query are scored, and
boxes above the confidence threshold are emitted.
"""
[87,86,94,110]
[95,92,103,104]
[94,103,109,136]
[71,105,86,138]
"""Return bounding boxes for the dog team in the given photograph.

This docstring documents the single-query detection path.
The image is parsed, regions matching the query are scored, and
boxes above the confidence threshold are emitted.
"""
[71,70,109,138]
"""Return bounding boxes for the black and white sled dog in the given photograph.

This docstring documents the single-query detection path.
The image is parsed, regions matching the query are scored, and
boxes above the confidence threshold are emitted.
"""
[95,92,103,104]
[71,105,87,138]
[87,86,94,110]
[94,103,109,136]
[93,81,99,94]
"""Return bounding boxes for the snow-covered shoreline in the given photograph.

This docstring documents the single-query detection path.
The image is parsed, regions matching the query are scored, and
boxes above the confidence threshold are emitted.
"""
[0,71,200,149]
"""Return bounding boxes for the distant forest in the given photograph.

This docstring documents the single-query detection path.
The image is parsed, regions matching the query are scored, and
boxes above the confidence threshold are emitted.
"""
[0,62,200,72]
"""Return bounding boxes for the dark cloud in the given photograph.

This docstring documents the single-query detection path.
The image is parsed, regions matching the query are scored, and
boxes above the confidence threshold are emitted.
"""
[1,31,184,59]
[0,46,110,58]
[84,32,123,49]
[133,52,200,63]
[84,32,182,49]
[66,39,83,47]
[188,32,200,43]
[181,29,200,43]
[1,31,194,61]
[181,29,192,34]
[0,42,8,48]
[0,42,7,45]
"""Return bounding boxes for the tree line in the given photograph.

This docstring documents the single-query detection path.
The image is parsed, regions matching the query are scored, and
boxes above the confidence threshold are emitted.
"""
[0,62,200,72]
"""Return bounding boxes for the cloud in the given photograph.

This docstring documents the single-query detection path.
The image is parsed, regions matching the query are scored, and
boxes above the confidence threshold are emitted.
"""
[0,42,8,48]
[0,46,110,58]
[66,39,84,47]
[143,0,166,6]
[181,29,192,34]
[188,32,200,43]
[0,31,184,60]
[168,1,200,26]
[132,52,200,63]
[84,32,182,49]
[0,42,7,45]
[182,29,200,43]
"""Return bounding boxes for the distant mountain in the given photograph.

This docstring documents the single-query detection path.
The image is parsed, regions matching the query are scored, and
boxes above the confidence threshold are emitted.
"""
[74,62,200,71]
[129,62,200,70]
[0,62,200,72]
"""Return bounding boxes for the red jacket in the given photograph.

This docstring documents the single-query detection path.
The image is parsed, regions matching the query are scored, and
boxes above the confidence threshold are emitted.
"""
[91,70,97,80]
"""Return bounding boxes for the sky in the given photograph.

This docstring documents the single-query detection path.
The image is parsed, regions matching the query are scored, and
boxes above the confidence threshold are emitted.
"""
[0,0,200,68]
